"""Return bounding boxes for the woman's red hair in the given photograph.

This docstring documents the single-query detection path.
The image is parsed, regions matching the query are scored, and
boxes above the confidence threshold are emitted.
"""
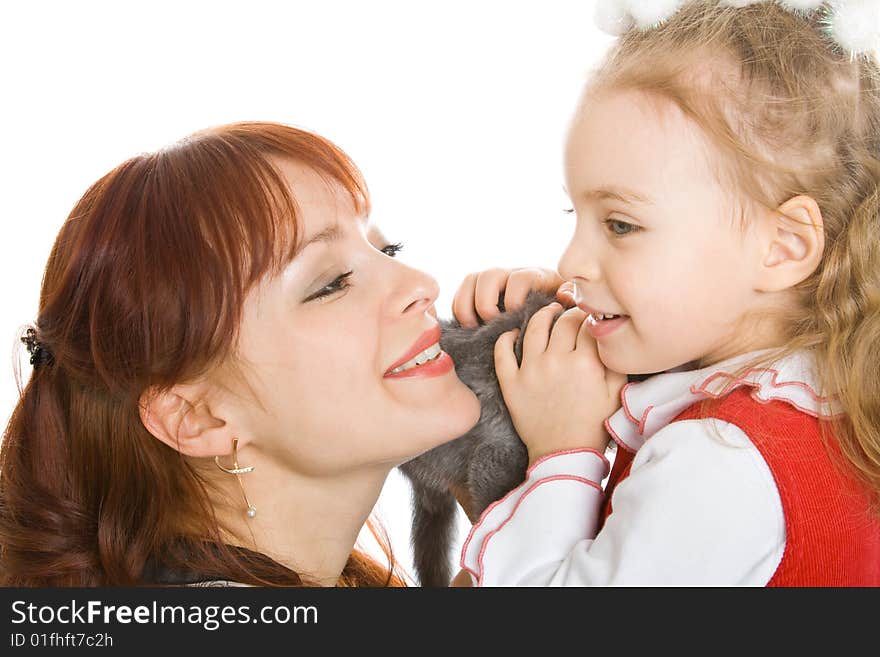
[0,122,405,586]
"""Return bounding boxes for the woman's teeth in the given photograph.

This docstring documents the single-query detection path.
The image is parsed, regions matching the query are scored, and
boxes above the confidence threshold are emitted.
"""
[388,342,442,374]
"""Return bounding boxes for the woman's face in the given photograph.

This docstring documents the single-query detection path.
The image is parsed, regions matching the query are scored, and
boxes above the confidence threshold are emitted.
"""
[228,159,481,476]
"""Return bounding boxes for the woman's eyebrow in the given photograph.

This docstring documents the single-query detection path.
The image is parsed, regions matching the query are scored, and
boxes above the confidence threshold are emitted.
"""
[300,224,343,251]
[366,221,386,240]
[294,214,371,260]
[282,224,343,265]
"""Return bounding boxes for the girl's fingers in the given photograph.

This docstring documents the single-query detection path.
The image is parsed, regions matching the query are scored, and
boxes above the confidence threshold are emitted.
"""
[473,268,510,324]
[504,269,537,312]
[575,318,627,397]
[452,272,480,327]
[494,328,520,390]
[548,307,587,352]
[521,302,562,365]
[556,280,577,308]
[575,315,603,366]
[453,268,567,328]
[506,268,564,311]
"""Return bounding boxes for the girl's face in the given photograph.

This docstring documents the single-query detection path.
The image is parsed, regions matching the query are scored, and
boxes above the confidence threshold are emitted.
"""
[559,89,768,375]
[229,159,481,476]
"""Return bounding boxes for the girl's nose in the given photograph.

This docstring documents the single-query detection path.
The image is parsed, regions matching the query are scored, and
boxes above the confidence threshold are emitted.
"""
[558,233,601,283]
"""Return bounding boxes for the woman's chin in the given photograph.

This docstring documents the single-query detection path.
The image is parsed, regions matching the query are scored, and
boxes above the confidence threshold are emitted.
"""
[441,384,481,439]
[407,386,481,457]
[459,385,482,430]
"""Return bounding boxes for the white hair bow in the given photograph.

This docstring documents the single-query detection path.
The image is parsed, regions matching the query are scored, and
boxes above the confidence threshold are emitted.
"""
[594,0,880,57]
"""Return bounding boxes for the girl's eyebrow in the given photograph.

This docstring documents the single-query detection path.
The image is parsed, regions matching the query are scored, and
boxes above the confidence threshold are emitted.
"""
[564,184,653,206]
[584,186,654,206]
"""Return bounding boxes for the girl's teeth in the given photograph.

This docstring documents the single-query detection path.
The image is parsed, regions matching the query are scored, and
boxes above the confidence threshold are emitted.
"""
[587,313,622,325]
[389,342,442,374]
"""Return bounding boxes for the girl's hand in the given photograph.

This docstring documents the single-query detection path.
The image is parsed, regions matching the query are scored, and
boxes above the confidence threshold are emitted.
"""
[452,267,576,328]
[494,303,627,465]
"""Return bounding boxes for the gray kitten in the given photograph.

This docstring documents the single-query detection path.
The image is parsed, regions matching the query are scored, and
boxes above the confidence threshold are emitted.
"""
[399,289,648,587]
[398,290,558,587]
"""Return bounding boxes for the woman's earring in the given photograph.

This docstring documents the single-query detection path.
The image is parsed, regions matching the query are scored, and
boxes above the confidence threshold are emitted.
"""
[214,437,257,519]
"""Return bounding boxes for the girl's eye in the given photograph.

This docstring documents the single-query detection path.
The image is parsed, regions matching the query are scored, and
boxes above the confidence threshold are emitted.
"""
[563,208,575,214]
[306,271,353,302]
[605,218,640,237]
[381,242,404,257]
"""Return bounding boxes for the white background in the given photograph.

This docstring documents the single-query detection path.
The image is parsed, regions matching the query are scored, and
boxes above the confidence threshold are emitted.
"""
[0,0,613,583]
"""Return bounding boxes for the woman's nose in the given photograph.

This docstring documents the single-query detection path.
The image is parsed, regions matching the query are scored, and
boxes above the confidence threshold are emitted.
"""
[389,263,440,317]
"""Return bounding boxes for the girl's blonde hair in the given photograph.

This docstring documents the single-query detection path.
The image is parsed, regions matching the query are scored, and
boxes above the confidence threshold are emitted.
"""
[586,1,880,509]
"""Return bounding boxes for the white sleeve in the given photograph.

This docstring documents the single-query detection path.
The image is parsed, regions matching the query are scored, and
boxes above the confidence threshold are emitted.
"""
[459,419,785,586]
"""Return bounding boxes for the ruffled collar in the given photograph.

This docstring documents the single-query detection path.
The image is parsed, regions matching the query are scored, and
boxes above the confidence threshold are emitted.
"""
[604,348,843,453]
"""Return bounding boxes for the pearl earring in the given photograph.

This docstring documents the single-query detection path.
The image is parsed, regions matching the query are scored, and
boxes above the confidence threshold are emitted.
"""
[214,437,257,519]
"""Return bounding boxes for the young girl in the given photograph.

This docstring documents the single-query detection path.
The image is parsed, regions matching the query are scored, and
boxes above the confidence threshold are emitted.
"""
[451,0,880,585]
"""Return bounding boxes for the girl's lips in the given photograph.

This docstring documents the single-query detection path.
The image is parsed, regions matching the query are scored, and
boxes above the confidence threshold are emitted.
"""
[383,351,454,379]
[576,300,625,319]
[584,315,628,339]
[575,300,629,339]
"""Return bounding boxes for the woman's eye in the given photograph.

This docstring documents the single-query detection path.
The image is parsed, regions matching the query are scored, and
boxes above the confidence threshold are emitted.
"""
[563,207,575,214]
[381,242,404,257]
[605,218,640,237]
[306,271,353,302]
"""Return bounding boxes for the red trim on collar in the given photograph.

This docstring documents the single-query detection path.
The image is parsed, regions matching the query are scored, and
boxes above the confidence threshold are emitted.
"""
[604,416,636,453]
[620,381,655,436]
[606,353,840,455]
[692,367,834,404]
[620,381,640,424]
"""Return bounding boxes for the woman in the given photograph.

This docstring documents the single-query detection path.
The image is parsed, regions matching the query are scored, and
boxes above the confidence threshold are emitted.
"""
[0,122,482,586]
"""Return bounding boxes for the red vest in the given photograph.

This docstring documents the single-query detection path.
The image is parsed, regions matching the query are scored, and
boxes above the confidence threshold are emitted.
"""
[599,387,880,586]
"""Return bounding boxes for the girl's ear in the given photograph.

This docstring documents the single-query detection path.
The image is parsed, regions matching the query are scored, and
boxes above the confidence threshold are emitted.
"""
[754,195,825,293]
[138,383,236,458]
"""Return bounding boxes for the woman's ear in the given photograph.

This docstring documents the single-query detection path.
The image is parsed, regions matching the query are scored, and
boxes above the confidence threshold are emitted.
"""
[754,195,825,293]
[138,383,233,458]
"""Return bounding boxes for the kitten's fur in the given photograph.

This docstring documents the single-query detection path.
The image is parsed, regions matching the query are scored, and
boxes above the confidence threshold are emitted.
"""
[400,290,649,586]
[398,290,560,587]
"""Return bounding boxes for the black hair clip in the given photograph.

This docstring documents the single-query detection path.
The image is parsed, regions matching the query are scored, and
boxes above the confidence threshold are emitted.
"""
[21,327,54,367]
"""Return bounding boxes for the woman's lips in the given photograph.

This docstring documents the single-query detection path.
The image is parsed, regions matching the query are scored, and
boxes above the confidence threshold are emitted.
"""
[384,325,445,376]
[384,351,454,379]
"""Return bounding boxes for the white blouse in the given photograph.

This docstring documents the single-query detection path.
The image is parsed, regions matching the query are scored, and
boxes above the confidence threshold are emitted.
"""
[458,348,841,586]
